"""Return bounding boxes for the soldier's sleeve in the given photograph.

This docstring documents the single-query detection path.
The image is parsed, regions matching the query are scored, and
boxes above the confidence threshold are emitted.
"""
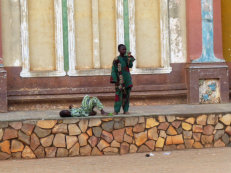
[110,59,118,83]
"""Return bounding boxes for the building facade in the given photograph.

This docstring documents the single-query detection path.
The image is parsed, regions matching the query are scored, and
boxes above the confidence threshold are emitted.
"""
[0,0,230,112]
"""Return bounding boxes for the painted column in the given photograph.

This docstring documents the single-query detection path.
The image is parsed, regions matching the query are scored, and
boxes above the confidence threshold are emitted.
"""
[193,0,223,63]
[0,0,8,112]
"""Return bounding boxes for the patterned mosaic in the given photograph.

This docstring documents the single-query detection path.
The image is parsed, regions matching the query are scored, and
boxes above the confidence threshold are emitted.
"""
[199,79,221,104]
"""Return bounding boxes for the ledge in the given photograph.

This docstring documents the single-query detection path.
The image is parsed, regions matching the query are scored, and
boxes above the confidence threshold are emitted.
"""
[1,104,231,122]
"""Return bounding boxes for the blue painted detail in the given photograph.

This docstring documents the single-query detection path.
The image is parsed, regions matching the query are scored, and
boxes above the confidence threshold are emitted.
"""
[202,94,209,101]
[193,0,224,63]
[208,83,216,91]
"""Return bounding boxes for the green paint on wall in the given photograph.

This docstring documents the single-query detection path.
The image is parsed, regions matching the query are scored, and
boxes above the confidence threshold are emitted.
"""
[62,0,69,71]
[123,0,130,52]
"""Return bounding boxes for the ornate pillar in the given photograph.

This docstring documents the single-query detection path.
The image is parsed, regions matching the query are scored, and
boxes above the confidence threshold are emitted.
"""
[0,0,7,112]
[186,0,229,104]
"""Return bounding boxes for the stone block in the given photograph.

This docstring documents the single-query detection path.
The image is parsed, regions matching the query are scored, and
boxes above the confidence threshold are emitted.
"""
[183,131,192,139]
[171,121,181,129]
[182,122,192,131]
[201,135,213,144]
[68,124,81,136]
[193,142,203,149]
[78,133,89,146]
[22,146,36,159]
[97,140,110,151]
[57,148,68,157]
[166,136,173,145]
[114,121,125,130]
[133,123,145,133]
[130,144,138,153]
[34,146,45,158]
[53,134,66,148]
[172,135,184,144]
[112,128,125,143]
[111,140,120,148]
[158,122,169,130]
[120,142,129,155]
[125,127,133,137]
[177,144,185,150]
[185,139,194,149]
[89,119,102,127]
[0,140,11,154]
[93,127,102,137]
[102,121,114,132]
[156,137,165,148]
[207,114,218,125]
[214,139,225,148]
[12,152,22,159]
[159,130,167,138]
[164,145,177,151]
[134,131,147,146]
[11,140,24,153]
[18,131,30,145]
[222,133,229,145]
[45,147,57,158]
[9,122,22,130]
[225,126,231,135]
[34,126,51,138]
[0,152,10,160]
[139,117,145,123]
[138,145,151,153]
[196,115,207,125]
[167,125,177,135]
[37,120,57,129]
[103,147,119,155]
[102,118,113,122]
[66,136,78,149]
[193,125,203,133]
[79,119,88,132]
[214,130,225,141]
[146,118,159,128]
[158,116,166,122]
[3,128,18,140]
[185,117,195,124]
[88,136,98,148]
[125,117,138,126]
[80,145,91,156]
[0,129,3,141]
[40,135,54,147]
[52,124,68,134]
[86,128,93,137]
[166,116,176,122]
[101,131,113,143]
[203,125,214,135]
[219,114,231,125]
[193,133,201,142]
[215,123,224,130]
[145,140,155,150]
[147,127,158,140]
[124,133,133,144]
[0,122,8,129]
[30,133,40,151]
[176,127,183,134]
[69,143,80,156]
[21,124,35,136]
[92,147,103,156]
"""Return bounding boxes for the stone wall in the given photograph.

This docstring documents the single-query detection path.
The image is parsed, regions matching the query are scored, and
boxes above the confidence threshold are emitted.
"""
[0,114,231,160]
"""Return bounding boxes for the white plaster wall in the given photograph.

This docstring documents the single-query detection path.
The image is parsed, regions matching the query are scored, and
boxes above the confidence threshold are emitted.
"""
[169,0,187,63]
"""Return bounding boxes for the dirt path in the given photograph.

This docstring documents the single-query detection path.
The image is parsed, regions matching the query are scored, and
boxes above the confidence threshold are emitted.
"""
[0,148,230,173]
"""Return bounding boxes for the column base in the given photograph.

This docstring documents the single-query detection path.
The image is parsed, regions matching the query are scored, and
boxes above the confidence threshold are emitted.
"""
[0,67,7,112]
[186,63,229,104]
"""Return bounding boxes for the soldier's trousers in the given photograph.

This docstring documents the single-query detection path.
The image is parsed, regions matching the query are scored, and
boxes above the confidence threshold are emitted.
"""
[114,87,131,113]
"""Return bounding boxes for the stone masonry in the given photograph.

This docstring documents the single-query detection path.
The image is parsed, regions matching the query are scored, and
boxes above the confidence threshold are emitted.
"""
[0,114,231,160]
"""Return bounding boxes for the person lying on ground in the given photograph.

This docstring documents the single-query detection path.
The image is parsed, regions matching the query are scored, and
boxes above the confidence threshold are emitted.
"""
[60,95,108,117]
